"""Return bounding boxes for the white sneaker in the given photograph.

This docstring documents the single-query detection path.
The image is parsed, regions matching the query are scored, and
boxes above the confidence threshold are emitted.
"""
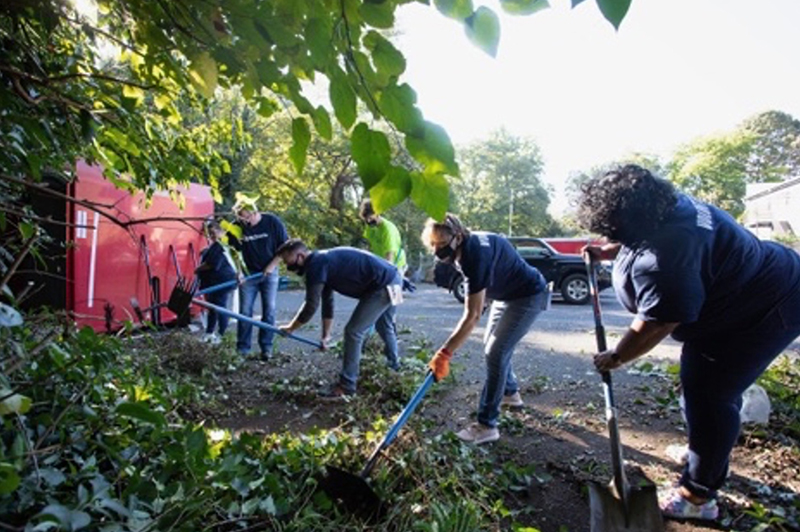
[501,391,524,408]
[201,333,215,343]
[456,422,499,444]
[209,333,221,346]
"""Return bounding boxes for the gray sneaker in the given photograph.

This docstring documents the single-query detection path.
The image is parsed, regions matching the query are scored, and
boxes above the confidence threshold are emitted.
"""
[501,391,524,408]
[455,422,500,444]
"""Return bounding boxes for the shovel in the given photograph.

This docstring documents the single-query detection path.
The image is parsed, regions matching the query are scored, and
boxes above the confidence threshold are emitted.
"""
[585,257,664,532]
[318,371,436,520]
[166,276,324,349]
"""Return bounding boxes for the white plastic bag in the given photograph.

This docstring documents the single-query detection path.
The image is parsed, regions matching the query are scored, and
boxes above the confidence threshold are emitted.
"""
[679,383,771,426]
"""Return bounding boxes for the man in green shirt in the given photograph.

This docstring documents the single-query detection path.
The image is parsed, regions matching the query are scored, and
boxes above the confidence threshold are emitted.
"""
[359,199,407,275]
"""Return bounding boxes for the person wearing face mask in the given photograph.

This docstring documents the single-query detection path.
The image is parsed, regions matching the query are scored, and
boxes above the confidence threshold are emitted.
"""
[228,200,288,361]
[195,218,238,345]
[267,238,403,399]
[422,214,549,444]
[359,199,408,276]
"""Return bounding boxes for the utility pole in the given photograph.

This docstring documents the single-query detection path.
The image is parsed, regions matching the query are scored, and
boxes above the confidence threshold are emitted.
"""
[508,187,514,237]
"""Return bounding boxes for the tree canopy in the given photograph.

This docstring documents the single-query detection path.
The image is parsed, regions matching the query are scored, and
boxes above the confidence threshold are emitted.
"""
[1,0,633,223]
[453,128,556,236]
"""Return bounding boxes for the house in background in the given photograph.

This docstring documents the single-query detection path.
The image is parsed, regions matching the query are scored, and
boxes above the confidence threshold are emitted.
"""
[742,177,800,248]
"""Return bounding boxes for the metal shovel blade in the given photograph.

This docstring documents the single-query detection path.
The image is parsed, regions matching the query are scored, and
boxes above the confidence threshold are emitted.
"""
[589,481,664,532]
[318,465,384,521]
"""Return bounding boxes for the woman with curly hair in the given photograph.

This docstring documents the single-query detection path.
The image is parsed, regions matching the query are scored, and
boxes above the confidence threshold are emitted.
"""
[422,214,549,444]
[579,164,800,521]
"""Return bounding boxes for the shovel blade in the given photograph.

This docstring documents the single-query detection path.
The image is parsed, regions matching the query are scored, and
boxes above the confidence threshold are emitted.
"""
[589,481,664,532]
[318,466,384,522]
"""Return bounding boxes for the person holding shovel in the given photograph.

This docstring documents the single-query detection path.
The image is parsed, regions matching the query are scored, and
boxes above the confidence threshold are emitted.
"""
[268,239,403,399]
[578,164,800,521]
[229,200,288,361]
[195,218,237,344]
[423,214,549,444]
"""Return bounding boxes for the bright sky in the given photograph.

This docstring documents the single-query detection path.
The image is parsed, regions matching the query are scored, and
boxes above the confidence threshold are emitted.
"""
[394,0,800,214]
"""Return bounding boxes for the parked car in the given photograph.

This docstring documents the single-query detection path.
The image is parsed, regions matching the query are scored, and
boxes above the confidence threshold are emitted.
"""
[433,236,612,305]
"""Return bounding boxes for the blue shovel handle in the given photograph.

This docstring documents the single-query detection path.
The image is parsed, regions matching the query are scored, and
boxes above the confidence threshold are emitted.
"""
[196,273,262,296]
[360,371,436,477]
[192,298,323,349]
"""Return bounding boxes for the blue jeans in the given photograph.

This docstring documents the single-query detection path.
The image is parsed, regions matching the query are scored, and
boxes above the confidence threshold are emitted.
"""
[237,271,279,355]
[205,289,233,335]
[679,288,800,499]
[478,291,546,428]
[339,277,401,393]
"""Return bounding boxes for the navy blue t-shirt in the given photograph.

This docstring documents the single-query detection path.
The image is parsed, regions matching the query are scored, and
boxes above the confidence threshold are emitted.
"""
[229,213,288,273]
[458,232,546,301]
[613,194,800,341]
[305,247,399,299]
[197,242,237,289]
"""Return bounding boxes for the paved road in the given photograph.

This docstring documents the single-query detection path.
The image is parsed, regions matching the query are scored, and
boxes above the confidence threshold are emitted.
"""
[267,282,684,387]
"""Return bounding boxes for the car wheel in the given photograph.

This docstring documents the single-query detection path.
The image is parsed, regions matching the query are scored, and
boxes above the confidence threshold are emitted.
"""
[561,273,590,305]
[452,275,466,303]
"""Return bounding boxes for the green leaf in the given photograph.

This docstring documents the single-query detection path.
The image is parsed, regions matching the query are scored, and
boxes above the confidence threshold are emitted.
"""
[597,0,632,29]
[364,31,406,82]
[359,1,395,28]
[465,7,501,57]
[289,117,311,175]
[116,401,166,426]
[221,219,242,240]
[500,0,550,16]
[370,166,412,213]
[122,84,145,105]
[311,106,333,140]
[434,0,474,21]
[329,70,357,130]
[0,463,20,495]
[405,121,459,176]
[410,171,450,220]
[379,83,424,135]
[351,123,391,190]
[0,389,31,414]
[35,504,91,530]
[188,52,219,99]
[19,220,36,240]
[306,18,333,68]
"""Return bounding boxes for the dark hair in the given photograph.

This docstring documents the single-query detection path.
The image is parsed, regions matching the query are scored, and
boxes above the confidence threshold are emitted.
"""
[421,213,471,251]
[204,218,222,233]
[276,238,307,256]
[576,164,677,245]
[359,199,375,220]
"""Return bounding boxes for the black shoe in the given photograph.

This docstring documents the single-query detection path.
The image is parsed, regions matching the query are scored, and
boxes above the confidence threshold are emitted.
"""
[318,384,355,401]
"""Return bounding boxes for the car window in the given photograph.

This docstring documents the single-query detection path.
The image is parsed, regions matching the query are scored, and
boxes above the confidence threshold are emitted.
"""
[516,242,549,259]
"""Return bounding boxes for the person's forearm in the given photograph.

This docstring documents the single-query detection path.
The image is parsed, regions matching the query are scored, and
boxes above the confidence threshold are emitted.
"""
[613,319,679,364]
[443,310,481,353]
[321,318,333,339]
[264,255,281,274]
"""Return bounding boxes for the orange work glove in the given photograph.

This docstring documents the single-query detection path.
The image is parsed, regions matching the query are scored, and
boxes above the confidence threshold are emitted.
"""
[428,347,453,382]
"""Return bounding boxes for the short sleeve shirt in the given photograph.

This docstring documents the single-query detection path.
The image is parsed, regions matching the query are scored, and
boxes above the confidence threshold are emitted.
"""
[304,247,399,299]
[613,194,800,341]
[458,232,546,301]
[228,213,288,273]
[363,218,407,270]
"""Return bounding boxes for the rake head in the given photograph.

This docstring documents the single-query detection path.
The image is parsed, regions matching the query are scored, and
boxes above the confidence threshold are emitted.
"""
[166,276,199,316]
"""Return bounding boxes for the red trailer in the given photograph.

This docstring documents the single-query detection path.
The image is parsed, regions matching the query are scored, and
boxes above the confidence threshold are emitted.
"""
[541,237,603,255]
[15,161,213,332]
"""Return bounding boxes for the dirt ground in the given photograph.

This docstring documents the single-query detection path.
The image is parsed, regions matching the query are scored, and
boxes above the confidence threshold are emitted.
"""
[182,286,799,532]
